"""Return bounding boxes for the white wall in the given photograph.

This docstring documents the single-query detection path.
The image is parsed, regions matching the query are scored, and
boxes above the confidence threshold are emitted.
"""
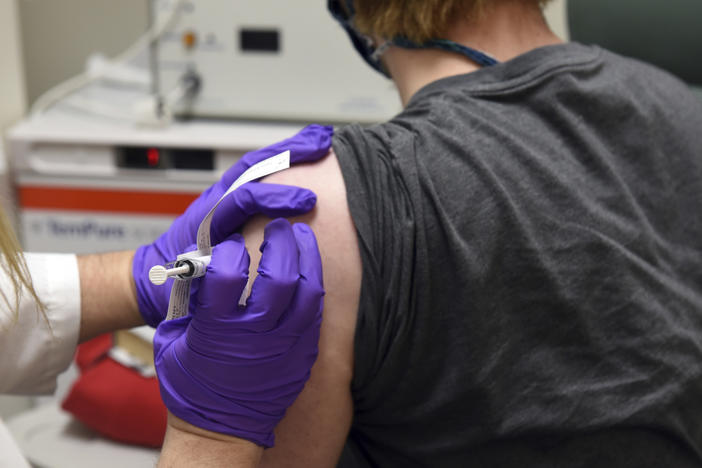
[544,0,569,41]
[0,0,25,218]
[16,0,570,107]
[0,0,26,127]
[18,0,147,105]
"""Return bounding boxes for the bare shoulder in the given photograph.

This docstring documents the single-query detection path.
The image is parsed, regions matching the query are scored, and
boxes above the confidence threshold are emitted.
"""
[242,149,360,467]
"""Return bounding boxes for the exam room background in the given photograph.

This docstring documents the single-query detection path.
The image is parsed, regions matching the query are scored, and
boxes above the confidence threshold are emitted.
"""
[0,0,568,419]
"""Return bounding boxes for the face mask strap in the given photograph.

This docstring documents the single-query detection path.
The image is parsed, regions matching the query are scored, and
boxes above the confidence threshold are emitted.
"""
[329,0,500,77]
[369,42,393,64]
[392,37,499,68]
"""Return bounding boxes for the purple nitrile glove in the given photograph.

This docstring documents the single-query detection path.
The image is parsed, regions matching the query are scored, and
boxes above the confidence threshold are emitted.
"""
[154,218,324,447]
[133,124,333,327]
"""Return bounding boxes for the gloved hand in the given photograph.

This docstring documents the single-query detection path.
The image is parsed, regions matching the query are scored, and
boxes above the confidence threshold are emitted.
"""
[154,219,324,447]
[133,124,333,327]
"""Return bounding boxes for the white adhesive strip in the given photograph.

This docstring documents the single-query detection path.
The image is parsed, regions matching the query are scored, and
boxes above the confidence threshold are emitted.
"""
[165,150,291,321]
[195,151,291,256]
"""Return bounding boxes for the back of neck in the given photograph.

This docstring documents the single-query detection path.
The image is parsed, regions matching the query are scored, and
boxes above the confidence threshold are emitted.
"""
[383,1,563,105]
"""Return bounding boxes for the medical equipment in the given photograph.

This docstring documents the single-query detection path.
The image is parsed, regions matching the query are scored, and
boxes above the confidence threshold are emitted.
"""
[154,0,400,122]
[149,255,210,285]
[6,115,303,255]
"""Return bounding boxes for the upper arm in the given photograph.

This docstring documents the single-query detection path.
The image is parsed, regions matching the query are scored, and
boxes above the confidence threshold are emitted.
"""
[241,149,361,467]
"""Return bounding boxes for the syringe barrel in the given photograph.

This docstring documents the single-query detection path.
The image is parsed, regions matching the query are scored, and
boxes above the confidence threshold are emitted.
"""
[174,255,211,280]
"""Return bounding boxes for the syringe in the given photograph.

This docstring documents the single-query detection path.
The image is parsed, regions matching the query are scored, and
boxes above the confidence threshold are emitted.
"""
[149,254,211,285]
[146,149,291,320]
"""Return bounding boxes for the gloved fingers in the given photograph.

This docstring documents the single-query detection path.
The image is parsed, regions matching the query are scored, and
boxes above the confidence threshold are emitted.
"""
[135,126,331,329]
[243,218,300,332]
[210,183,317,245]
[152,316,190,359]
[221,125,334,185]
[194,234,250,322]
[277,223,325,335]
[285,124,334,164]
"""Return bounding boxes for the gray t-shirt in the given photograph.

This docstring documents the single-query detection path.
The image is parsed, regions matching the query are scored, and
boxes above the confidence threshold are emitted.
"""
[333,42,702,467]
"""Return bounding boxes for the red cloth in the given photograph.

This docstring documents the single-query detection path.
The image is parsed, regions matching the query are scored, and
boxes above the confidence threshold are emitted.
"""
[62,335,167,448]
[74,333,112,371]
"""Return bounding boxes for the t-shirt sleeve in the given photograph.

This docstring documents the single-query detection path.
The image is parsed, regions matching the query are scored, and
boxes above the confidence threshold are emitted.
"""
[332,123,421,414]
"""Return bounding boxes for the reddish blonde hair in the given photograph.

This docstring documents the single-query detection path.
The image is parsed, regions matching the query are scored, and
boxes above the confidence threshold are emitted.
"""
[351,0,547,43]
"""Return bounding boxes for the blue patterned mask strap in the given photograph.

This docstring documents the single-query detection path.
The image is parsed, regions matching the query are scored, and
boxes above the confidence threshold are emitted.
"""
[391,37,499,67]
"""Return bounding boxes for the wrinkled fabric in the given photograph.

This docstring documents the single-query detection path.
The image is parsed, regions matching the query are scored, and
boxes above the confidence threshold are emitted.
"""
[334,43,702,467]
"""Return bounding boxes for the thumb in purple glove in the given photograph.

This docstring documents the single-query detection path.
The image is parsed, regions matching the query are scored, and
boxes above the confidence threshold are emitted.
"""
[221,124,333,187]
[154,219,324,447]
[133,124,333,327]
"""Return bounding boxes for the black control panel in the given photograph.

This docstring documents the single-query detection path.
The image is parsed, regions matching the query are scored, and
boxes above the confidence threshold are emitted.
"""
[116,147,214,170]
[239,28,280,53]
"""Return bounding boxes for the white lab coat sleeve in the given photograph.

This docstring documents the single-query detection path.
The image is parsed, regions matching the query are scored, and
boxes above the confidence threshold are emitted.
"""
[0,253,81,395]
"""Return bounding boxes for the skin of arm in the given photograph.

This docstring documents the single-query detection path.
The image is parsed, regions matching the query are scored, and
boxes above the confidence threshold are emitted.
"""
[76,250,143,342]
[159,414,263,467]
[243,149,361,467]
[77,253,272,463]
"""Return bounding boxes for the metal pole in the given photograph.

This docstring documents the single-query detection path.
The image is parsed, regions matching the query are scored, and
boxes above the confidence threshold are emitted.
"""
[147,0,164,118]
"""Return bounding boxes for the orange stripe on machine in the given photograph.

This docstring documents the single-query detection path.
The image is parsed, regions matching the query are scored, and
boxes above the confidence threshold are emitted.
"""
[19,186,199,215]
